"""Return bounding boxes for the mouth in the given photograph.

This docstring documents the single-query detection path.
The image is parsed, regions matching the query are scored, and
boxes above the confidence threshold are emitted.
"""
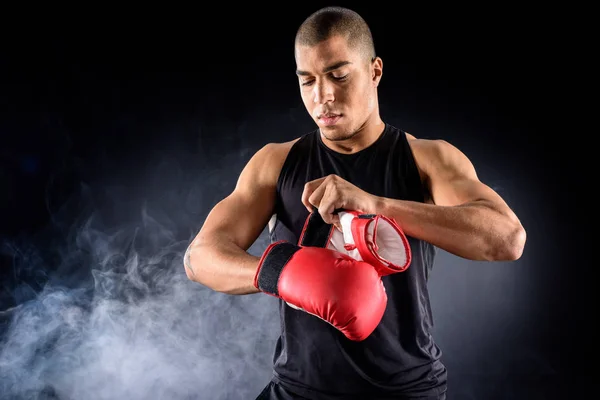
[317,113,342,126]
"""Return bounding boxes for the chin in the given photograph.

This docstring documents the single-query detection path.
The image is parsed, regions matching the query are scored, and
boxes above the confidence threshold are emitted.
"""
[320,125,358,141]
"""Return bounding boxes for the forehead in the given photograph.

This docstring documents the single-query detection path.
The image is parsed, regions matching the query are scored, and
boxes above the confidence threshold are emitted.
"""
[295,35,357,70]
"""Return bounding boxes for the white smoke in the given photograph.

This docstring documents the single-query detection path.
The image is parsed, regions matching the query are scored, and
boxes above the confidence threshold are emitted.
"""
[0,152,280,400]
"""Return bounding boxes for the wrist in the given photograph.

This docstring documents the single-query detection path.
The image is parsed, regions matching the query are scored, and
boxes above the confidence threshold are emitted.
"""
[254,241,299,295]
[370,195,388,215]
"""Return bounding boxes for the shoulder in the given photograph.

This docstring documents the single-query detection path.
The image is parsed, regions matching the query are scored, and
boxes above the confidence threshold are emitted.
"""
[405,133,477,181]
[245,137,302,185]
[407,134,459,161]
[258,137,302,166]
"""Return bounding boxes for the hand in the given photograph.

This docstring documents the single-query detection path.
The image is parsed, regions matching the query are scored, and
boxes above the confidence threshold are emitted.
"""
[299,209,412,277]
[301,174,379,227]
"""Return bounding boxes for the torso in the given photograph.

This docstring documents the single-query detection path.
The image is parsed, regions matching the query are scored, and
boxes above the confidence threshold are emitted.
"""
[263,123,448,398]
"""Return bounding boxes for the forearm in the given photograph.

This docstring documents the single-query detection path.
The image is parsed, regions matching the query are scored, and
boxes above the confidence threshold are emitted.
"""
[374,197,525,261]
[184,235,261,295]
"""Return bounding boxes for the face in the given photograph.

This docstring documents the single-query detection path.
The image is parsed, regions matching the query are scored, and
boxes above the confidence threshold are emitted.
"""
[295,35,383,141]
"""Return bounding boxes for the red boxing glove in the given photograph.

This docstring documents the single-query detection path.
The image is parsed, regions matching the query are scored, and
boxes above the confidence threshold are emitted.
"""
[254,220,388,342]
[300,210,411,277]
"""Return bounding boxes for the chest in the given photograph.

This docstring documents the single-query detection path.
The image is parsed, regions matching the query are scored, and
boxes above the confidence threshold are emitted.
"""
[276,153,420,241]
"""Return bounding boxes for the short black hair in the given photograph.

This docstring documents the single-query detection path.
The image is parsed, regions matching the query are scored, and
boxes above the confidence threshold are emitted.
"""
[295,6,376,61]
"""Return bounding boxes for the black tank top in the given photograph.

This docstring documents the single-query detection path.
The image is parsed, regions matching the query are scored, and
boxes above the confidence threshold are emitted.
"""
[268,123,448,399]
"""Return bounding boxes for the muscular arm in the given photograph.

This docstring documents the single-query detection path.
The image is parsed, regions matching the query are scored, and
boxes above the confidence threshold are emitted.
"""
[375,138,526,261]
[184,142,290,294]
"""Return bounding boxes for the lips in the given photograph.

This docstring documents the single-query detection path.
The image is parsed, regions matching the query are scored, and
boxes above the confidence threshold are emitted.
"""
[318,113,340,119]
[318,114,342,126]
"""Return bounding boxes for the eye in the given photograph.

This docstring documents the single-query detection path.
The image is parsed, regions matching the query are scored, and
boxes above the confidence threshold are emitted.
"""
[333,74,348,81]
[301,80,314,86]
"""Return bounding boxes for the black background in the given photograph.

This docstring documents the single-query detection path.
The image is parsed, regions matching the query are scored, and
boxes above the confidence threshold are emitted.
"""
[0,4,591,399]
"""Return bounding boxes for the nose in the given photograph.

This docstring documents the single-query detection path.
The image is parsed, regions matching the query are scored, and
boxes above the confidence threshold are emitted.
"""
[313,80,334,105]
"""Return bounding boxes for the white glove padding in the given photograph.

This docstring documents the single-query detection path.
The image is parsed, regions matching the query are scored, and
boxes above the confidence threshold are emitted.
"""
[299,210,411,276]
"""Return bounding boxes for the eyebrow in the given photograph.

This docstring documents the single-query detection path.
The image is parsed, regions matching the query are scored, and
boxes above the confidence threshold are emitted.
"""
[296,61,352,76]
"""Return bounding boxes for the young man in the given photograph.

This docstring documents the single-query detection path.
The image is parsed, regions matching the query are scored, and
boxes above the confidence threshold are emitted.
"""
[184,6,526,400]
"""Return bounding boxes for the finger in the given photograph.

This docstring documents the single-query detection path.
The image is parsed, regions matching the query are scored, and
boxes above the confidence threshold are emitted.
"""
[319,206,341,227]
[332,215,342,231]
[307,181,329,211]
[318,185,341,225]
[301,177,326,212]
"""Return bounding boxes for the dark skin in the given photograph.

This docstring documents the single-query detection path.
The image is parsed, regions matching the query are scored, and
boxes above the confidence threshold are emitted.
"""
[184,34,526,295]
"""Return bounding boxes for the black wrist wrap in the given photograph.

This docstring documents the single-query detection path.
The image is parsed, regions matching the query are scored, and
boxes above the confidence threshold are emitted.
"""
[256,242,300,296]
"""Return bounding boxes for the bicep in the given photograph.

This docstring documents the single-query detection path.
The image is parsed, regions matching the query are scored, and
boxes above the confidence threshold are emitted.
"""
[197,190,274,251]
[194,144,281,251]
[426,140,510,209]
[431,175,508,210]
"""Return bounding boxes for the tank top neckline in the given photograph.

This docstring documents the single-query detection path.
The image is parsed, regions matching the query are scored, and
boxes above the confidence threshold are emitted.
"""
[315,122,392,158]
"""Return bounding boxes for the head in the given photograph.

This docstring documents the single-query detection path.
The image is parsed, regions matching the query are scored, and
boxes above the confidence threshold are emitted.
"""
[294,7,383,141]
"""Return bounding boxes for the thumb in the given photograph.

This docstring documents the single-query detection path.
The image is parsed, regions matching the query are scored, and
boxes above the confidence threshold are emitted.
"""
[331,214,341,231]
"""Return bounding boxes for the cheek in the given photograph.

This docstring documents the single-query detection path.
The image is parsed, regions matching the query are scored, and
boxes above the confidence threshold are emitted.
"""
[349,81,373,109]
[300,91,312,107]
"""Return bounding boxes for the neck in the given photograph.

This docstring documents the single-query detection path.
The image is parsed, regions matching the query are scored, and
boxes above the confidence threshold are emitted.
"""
[320,113,385,154]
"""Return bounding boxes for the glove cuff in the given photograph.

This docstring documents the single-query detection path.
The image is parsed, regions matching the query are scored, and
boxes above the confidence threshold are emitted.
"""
[351,214,411,276]
[298,210,334,247]
[254,240,300,296]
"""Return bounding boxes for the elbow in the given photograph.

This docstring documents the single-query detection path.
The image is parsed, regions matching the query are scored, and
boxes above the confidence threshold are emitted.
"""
[506,219,527,261]
[491,221,527,261]
[183,260,219,291]
[184,263,197,282]
[183,245,209,285]
[183,244,228,293]
[183,245,197,282]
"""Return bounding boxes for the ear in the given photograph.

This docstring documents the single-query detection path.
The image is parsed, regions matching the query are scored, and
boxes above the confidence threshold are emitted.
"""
[371,57,383,86]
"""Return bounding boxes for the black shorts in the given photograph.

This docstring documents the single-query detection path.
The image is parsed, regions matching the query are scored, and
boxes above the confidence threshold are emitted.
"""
[254,380,447,400]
